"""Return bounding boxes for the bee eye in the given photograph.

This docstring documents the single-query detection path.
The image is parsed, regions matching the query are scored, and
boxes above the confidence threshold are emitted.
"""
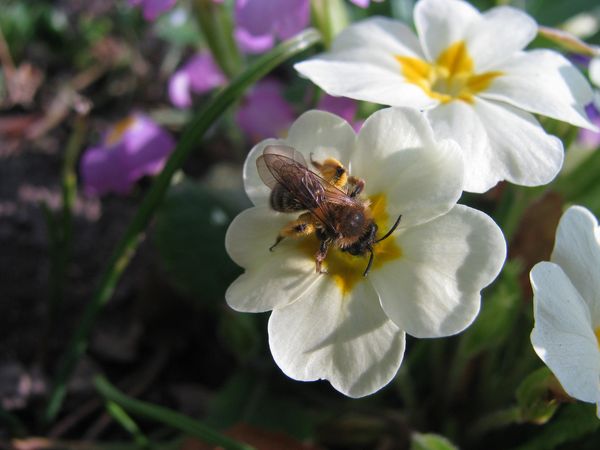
[336,167,345,177]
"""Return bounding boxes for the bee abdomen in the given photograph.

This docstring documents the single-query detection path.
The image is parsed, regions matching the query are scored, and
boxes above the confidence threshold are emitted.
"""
[270,184,304,212]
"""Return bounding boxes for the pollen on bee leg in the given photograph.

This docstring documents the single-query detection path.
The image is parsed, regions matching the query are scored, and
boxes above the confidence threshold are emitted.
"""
[348,175,365,197]
[270,214,316,251]
[280,213,316,238]
[310,155,348,189]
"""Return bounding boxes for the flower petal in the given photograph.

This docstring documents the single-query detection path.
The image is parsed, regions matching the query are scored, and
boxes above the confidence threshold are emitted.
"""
[530,261,600,404]
[330,16,424,57]
[352,107,464,228]
[243,110,357,206]
[591,56,600,88]
[268,278,405,397]
[225,206,320,312]
[481,50,595,129]
[551,206,600,326]
[286,110,357,168]
[121,116,175,180]
[271,0,310,40]
[414,0,479,61]
[80,145,132,195]
[243,138,288,207]
[371,205,506,338]
[236,79,295,142]
[234,27,275,54]
[425,101,490,193]
[427,99,564,192]
[316,95,358,126]
[472,98,564,188]
[295,50,438,108]
[185,53,227,95]
[465,6,537,72]
[168,69,192,108]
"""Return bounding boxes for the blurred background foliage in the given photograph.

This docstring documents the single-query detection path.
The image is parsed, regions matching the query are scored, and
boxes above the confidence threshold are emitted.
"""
[1,0,600,449]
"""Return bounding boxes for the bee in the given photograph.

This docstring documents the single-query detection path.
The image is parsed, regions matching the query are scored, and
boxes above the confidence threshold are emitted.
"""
[257,145,402,276]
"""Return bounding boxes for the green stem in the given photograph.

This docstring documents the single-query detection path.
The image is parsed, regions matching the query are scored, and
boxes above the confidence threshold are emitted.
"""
[106,401,151,449]
[193,0,243,78]
[49,117,87,336]
[468,406,522,441]
[555,146,600,201]
[494,185,545,243]
[43,28,322,424]
[310,0,349,48]
[95,376,254,450]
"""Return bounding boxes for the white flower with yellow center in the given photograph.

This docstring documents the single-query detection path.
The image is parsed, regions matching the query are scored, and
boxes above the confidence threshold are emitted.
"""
[295,0,596,193]
[530,206,600,418]
[225,107,506,397]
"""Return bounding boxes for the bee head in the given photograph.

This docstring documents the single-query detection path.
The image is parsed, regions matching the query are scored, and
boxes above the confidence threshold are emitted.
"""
[345,222,378,256]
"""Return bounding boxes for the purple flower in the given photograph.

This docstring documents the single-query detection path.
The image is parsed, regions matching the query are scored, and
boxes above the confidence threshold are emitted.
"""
[235,79,295,141]
[234,0,310,54]
[578,103,600,149]
[80,115,176,195]
[128,0,177,21]
[168,52,227,108]
[316,94,362,131]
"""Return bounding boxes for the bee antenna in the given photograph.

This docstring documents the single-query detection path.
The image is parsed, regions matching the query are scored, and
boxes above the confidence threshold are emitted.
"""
[375,214,402,243]
[363,247,374,277]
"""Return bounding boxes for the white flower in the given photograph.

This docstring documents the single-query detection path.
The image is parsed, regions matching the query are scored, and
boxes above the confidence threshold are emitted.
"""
[530,206,600,418]
[225,107,506,397]
[294,0,596,193]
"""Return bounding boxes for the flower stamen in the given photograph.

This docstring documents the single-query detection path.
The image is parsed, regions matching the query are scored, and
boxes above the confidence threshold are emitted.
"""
[395,41,503,104]
[297,193,402,296]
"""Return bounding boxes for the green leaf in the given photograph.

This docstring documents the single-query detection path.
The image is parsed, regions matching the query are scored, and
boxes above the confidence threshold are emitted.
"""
[310,0,350,48]
[514,403,599,450]
[217,309,261,361]
[516,367,560,424]
[153,179,240,305]
[94,376,254,450]
[154,7,203,46]
[555,146,600,202]
[105,401,151,449]
[458,261,522,359]
[206,372,316,440]
[193,0,242,77]
[44,28,322,424]
[525,0,597,27]
[411,433,459,450]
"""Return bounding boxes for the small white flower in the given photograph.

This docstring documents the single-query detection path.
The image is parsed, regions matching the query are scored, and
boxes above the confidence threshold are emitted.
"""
[225,107,506,397]
[295,0,596,193]
[530,206,600,418]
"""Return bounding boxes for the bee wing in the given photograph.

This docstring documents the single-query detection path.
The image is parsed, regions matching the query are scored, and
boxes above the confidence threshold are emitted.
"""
[263,145,307,165]
[257,145,358,233]
[322,183,358,206]
[256,145,307,189]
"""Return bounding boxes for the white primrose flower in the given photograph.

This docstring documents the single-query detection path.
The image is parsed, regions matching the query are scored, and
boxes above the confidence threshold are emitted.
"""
[530,206,600,418]
[225,107,506,397]
[295,0,596,193]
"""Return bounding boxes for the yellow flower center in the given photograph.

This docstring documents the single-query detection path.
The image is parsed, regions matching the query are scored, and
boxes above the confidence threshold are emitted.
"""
[595,327,600,347]
[395,41,503,104]
[297,193,402,296]
[106,116,137,146]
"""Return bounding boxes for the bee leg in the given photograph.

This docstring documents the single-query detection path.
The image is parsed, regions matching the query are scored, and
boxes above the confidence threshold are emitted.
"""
[270,214,315,252]
[315,239,331,274]
[348,176,365,197]
[310,154,348,190]
[269,235,285,252]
